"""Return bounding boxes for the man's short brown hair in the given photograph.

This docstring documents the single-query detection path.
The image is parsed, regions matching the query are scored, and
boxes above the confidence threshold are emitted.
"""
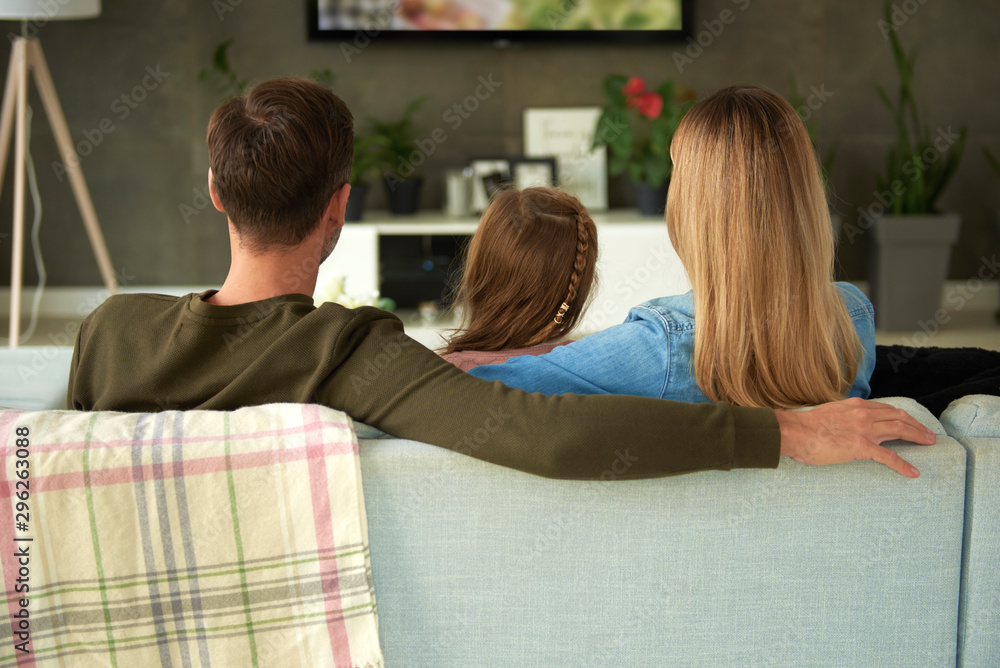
[207,77,353,251]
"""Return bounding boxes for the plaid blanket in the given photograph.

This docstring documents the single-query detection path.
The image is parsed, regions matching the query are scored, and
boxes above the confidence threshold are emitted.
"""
[0,404,383,668]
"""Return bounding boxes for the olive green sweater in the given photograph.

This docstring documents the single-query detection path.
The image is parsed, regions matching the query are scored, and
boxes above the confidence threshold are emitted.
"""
[68,291,780,480]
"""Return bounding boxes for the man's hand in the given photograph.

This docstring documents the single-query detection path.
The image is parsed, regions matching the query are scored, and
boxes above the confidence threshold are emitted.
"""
[775,397,936,478]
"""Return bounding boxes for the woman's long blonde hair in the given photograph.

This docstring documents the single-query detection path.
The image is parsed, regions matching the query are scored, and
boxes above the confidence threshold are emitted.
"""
[666,85,861,409]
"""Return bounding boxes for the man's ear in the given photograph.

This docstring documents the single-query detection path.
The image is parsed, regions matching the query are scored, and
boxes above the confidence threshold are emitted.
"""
[323,183,351,229]
[208,168,225,213]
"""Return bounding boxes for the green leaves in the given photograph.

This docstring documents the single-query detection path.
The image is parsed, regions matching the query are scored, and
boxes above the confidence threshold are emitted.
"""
[591,74,693,186]
[197,39,248,100]
[351,134,390,186]
[875,1,966,214]
[367,96,428,178]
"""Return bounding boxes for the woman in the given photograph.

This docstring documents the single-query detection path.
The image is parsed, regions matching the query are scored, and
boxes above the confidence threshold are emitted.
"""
[468,85,874,409]
[441,186,598,371]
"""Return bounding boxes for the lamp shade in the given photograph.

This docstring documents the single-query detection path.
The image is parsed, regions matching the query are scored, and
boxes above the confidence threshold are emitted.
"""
[0,0,100,20]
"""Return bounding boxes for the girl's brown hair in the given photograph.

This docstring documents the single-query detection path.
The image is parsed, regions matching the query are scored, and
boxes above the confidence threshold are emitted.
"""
[666,84,861,409]
[443,187,598,354]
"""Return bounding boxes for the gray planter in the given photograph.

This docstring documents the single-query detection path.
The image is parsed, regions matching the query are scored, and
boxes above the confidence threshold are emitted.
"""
[869,213,961,331]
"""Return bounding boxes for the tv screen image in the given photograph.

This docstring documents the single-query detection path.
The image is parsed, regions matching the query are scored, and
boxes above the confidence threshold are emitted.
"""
[311,0,688,41]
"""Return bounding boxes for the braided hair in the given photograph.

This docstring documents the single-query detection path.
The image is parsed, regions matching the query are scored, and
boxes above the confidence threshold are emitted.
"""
[443,187,598,354]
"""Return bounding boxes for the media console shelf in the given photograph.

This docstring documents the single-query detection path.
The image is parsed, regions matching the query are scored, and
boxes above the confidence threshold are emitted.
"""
[317,210,691,336]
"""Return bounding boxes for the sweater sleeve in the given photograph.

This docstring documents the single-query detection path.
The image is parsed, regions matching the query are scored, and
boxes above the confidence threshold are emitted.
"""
[320,308,779,480]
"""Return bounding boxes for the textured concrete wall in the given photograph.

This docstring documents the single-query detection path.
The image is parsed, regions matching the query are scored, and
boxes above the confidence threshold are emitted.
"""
[0,0,997,287]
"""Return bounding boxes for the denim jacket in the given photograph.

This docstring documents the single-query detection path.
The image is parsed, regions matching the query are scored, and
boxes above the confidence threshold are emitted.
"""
[468,282,876,402]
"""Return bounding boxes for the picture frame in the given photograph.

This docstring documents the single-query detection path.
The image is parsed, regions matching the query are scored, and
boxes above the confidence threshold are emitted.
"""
[523,107,608,210]
[508,156,558,190]
[468,158,511,214]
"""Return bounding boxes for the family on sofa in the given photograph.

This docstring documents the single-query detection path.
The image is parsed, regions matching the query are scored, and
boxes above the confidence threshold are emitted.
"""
[4,75,998,667]
[67,76,942,481]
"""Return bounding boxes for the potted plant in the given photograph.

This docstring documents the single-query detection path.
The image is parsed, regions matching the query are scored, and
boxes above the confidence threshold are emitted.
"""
[591,75,695,216]
[345,133,388,222]
[372,96,427,215]
[867,2,967,331]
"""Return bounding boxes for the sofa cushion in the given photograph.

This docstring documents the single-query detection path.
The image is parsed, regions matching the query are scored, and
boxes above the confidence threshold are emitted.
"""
[940,394,1000,668]
[0,347,74,410]
[358,397,966,667]
[0,404,382,667]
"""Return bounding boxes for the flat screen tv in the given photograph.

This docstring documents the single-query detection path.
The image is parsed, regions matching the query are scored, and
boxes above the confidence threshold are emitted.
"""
[308,0,692,43]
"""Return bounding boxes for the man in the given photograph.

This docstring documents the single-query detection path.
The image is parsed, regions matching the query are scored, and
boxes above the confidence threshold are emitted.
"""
[68,77,934,480]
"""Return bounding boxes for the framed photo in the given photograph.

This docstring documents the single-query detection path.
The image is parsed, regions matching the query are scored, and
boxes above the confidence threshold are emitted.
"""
[469,158,511,214]
[509,156,558,190]
[523,107,608,210]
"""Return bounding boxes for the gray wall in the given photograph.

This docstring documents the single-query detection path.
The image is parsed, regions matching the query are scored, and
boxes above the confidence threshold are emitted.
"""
[0,0,997,288]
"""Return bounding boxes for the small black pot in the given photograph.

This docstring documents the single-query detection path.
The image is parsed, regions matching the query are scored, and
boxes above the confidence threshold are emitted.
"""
[345,184,369,222]
[384,176,423,215]
[635,179,670,216]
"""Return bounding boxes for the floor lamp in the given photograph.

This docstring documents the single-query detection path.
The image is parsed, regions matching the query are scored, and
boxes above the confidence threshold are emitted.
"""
[0,0,117,348]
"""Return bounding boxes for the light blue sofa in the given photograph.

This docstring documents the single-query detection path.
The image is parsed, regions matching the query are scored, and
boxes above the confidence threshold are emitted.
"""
[941,395,1000,668]
[1,347,996,667]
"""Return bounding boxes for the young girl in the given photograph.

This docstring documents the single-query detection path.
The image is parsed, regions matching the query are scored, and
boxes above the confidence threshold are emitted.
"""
[468,85,875,409]
[441,186,598,372]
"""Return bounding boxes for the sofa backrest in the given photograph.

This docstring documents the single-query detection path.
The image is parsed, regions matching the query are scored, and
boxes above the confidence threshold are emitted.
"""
[0,347,74,410]
[358,398,967,667]
[941,395,1000,668]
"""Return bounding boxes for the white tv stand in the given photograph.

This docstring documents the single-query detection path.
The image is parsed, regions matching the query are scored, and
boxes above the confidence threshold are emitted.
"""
[317,210,691,339]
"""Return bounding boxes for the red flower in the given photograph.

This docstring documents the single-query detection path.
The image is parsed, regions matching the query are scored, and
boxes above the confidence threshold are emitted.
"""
[622,76,645,95]
[632,92,663,119]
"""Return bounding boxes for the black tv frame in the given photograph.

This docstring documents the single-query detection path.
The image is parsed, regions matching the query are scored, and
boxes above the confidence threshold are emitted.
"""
[307,0,693,44]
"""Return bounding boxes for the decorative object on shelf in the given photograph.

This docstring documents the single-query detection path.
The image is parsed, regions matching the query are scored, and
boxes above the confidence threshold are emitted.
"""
[867,2,967,331]
[0,0,119,348]
[590,74,695,216]
[346,133,388,222]
[524,107,607,210]
[468,158,511,214]
[509,156,558,190]
[314,275,395,312]
[371,96,427,215]
[444,168,474,217]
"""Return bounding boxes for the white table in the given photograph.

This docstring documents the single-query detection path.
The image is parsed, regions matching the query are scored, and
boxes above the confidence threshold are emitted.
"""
[317,210,691,338]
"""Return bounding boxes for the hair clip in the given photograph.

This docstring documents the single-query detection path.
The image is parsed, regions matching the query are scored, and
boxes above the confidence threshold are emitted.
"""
[553,302,570,324]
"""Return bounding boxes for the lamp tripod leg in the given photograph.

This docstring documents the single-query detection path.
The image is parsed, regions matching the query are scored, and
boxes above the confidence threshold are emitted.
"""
[8,39,28,348]
[27,39,119,296]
